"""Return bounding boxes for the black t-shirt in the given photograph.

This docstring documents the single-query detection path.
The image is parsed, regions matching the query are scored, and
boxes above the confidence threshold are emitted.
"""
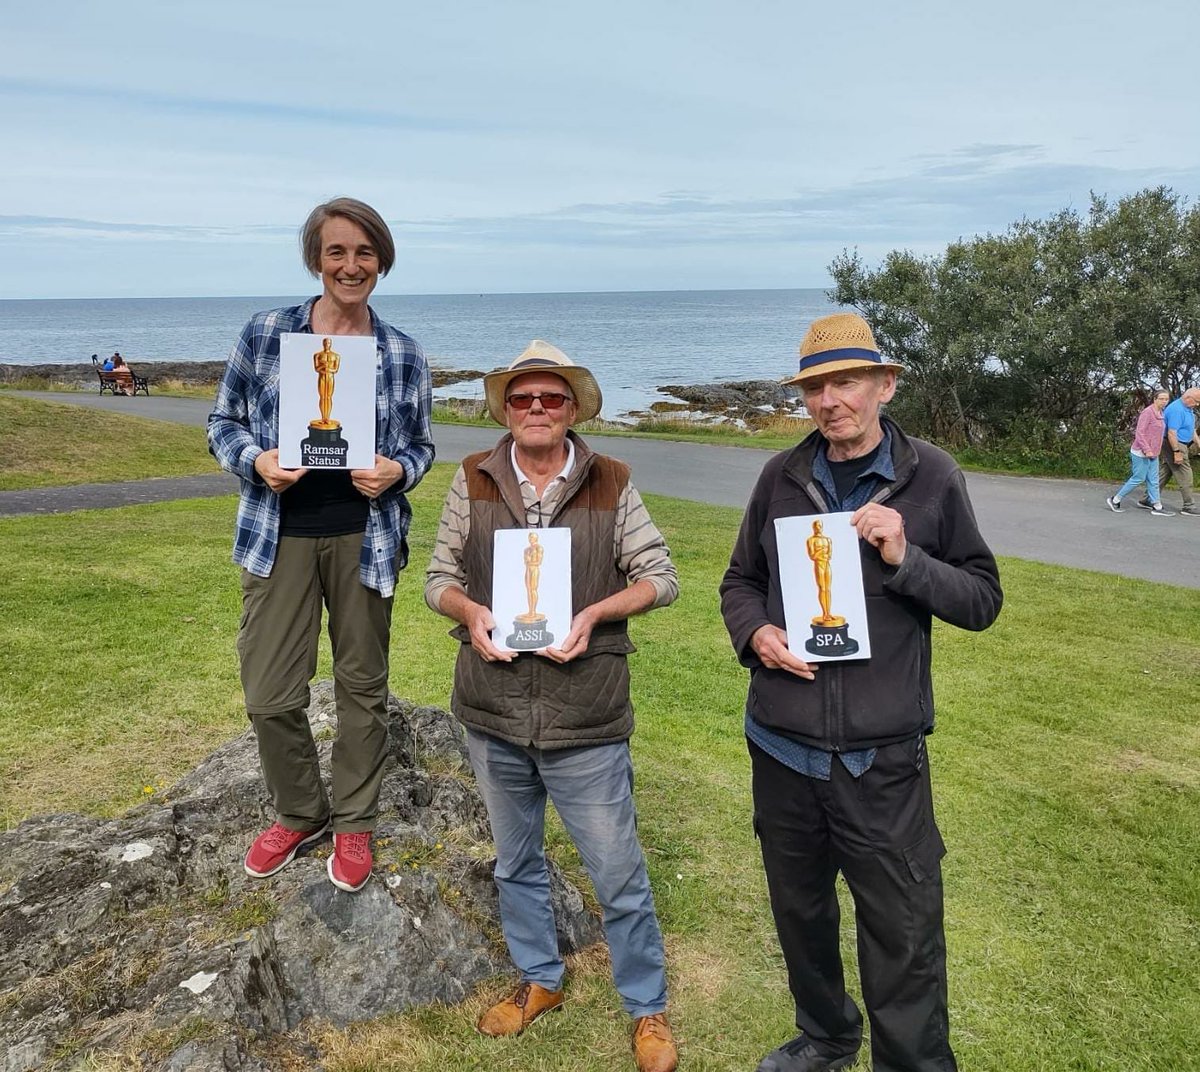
[279,470,369,537]
[826,442,882,507]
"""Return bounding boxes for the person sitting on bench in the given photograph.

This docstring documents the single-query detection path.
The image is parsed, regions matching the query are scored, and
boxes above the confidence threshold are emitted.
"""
[111,354,135,396]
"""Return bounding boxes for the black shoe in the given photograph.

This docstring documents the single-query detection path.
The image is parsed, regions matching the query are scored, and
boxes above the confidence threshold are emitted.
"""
[1135,498,1154,511]
[1150,504,1176,517]
[1105,495,1121,512]
[756,1035,858,1072]
[1180,505,1198,516]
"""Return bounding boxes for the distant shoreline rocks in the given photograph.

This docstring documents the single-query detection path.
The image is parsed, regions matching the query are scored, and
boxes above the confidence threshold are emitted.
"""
[0,362,486,391]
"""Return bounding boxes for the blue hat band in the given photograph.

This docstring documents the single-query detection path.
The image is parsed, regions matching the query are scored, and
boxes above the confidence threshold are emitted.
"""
[799,346,882,372]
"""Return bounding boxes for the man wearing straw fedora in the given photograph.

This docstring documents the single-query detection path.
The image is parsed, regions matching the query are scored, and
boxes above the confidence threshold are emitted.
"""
[426,341,680,1072]
[721,313,1002,1072]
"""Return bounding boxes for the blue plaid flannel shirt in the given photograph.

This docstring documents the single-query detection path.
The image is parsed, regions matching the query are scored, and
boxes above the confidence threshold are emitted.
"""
[746,426,912,780]
[207,297,435,597]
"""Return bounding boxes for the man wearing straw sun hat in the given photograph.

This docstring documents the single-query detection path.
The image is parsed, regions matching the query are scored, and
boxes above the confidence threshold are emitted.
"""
[426,341,680,1072]
[721,313,1002,1072]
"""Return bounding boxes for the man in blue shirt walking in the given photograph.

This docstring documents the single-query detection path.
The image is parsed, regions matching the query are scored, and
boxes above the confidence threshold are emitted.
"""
[1140,388,1199,515]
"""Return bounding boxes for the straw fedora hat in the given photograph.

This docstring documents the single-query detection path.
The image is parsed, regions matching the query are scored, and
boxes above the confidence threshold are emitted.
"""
[482,340,603,425]
[784,313,904,384]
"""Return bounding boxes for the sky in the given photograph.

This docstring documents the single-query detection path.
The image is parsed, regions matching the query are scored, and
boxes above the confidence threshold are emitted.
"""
[4,0,1199,299]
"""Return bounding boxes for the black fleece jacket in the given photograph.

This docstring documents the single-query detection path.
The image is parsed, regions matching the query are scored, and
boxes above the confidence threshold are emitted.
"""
[720,417,1002,751]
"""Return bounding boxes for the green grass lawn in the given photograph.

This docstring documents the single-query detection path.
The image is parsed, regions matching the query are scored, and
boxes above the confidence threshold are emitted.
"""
[1,467,1197,1070]
[0,394,217,491]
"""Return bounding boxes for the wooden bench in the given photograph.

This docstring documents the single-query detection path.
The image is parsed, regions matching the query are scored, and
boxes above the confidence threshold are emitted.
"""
[94,364,150,396]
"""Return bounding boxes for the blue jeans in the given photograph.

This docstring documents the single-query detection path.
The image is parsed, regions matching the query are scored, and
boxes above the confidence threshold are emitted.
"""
[1116,451,1161,504]
[465,729,668,1017]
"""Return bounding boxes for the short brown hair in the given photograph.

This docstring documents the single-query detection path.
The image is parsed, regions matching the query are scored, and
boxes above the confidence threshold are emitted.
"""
[300,197,396,277]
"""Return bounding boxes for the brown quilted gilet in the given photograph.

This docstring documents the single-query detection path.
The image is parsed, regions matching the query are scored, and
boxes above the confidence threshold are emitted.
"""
[450,433,637,749]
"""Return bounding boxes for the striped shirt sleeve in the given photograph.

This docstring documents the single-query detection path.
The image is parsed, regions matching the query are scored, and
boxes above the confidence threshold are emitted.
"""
[616,482,678,608]
[425,465,472,613]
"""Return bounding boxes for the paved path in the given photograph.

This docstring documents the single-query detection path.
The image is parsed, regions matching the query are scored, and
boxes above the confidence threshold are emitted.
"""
[5,392,1198,588]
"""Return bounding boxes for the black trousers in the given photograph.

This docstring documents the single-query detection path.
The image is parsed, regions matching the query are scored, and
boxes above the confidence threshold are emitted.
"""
[750,737,957,1072]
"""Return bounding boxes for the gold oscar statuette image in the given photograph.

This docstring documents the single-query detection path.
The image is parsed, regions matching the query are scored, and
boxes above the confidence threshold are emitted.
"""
[300,337,351,467]
[806,519,845,627]
[506,532,555,650]
[803,519,859,656]
[311,337,341,431]
[517,532,546,623]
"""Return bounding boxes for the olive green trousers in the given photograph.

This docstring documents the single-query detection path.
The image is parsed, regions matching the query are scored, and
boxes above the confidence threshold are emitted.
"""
[238,533,393,833]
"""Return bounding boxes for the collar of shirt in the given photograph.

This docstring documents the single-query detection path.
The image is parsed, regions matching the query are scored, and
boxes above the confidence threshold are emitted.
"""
[812,423,896,511]
[296,296,386,360]
[510,438,576,494]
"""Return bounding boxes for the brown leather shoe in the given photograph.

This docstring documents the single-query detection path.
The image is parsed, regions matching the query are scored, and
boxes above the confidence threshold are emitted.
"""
[476,981,564,1037]
[633,1013,678,1072]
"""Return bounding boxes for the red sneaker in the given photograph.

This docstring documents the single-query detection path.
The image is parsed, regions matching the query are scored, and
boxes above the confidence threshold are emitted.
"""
[244,821,329,878]
[327,831,373,892]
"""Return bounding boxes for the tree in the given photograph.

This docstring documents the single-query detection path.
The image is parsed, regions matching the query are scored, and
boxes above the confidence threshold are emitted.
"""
[828,188,1198,471]
[1091,187,1200,396]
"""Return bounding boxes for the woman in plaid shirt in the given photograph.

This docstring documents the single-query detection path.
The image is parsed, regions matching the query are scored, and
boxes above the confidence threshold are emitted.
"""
[207,197,434,893]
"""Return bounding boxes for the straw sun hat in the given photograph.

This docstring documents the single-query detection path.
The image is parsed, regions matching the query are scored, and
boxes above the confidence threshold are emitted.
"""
[784,312,905,384]
[482,340,603,425]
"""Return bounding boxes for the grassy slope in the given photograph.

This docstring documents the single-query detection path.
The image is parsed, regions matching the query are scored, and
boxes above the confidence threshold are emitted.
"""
[1,469,1197,1070]
[0,395,216,491]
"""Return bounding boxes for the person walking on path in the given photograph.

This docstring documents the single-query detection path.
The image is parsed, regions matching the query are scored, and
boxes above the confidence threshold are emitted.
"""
[1106,390,1173,515]
[1139,388,1200,515]
[207,196,434,894]
[720,312,1002,1072]
[426,342,680,1072]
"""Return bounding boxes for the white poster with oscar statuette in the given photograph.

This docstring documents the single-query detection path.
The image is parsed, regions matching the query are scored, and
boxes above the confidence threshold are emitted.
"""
[278,332,377,469]
[775,512,871,662]
[491,528,573,653]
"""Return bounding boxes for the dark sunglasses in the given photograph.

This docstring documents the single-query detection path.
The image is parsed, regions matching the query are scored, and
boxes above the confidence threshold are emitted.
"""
[505,392,574,411]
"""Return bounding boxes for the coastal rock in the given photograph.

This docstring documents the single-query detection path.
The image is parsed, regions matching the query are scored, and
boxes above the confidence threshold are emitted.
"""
[0,683,602,1071]
[431,369,485,388]
[657,379,803,415]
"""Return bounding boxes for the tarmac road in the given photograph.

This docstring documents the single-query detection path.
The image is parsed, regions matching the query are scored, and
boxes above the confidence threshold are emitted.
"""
[4,391,1198,589]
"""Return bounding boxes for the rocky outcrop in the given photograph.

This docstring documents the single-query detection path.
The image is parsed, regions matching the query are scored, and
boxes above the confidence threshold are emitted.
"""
[656,379,803,418]
[0,684,602,1071]
[429,369,485,388]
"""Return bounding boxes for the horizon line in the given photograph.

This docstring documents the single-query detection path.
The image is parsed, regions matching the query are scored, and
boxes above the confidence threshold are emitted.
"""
[0,284,836,303]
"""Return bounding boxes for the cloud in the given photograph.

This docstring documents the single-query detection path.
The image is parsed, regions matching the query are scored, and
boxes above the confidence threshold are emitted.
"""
[0,76,485,133]
[0,215,290,244]
[385,152,1200,249]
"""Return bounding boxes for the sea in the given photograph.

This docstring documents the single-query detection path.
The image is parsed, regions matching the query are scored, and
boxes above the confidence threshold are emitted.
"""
[0,288,843,418]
